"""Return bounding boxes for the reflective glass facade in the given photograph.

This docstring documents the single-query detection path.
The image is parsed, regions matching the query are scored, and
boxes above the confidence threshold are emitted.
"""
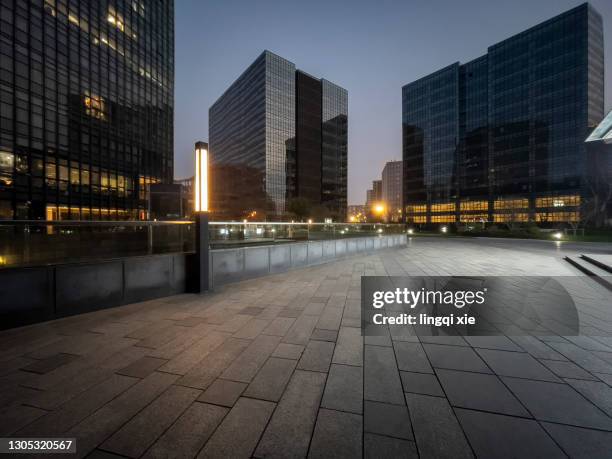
[0,0,174,220]
[402,3,604,224]
[210,50,347,220]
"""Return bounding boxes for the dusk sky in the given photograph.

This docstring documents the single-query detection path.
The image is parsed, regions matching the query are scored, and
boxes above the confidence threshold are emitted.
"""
[174,0,612,205]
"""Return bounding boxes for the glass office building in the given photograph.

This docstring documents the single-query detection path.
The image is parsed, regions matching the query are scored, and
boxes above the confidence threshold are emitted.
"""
[0,0,174,220]
[209,50,347,221]
[402,3,604,225]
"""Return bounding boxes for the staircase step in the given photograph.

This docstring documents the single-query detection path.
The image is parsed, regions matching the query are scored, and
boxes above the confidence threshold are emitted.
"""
[581,254,612,275]
[564,256,612,292]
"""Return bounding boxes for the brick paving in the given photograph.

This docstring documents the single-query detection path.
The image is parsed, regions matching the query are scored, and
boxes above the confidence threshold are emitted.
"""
[1,237,612,458]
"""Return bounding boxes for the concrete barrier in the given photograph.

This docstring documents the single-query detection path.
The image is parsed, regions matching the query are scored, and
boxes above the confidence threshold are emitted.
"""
[0,253,188,330]
[211,234,407,287]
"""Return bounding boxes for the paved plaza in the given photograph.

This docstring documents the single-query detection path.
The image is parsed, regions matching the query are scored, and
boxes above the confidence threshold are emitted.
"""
[1,237,612,458]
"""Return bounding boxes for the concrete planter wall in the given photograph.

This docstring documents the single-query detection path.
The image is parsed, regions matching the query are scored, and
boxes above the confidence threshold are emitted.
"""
[211,234,407,287]
[0,253,187,330]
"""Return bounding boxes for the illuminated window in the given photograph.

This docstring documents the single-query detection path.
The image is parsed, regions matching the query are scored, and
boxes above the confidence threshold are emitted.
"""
[535,195,580,208]
[431,203,455,213]
[431,214,455,223]
[84,94,107,120]
[460,201,488,211]
[406,204,427,214]
[493,213,529,222]
[493,199,529,210]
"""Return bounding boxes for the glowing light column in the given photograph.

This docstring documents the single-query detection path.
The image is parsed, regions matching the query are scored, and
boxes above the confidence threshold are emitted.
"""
[193,141,209,292]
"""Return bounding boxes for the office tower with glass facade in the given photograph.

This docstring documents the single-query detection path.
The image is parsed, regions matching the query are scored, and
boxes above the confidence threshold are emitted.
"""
[0,0,174,220]
[209,50,347,221]
[402,3,604,225]
[382,160,402,221]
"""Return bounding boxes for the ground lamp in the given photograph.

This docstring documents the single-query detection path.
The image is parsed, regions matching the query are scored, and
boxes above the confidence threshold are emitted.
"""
[194,141,209,292]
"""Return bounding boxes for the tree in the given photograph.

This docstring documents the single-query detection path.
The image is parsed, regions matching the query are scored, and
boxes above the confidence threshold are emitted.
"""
[287,197,312,221]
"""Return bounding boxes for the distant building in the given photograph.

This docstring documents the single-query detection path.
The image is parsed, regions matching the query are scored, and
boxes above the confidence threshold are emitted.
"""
[382,161,402,222]
[149,184,183,220]
[402,4,604,225]
[209,50,348,221]
[174,177,194,219]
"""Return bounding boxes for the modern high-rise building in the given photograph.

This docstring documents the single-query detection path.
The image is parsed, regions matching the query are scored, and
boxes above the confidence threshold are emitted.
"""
[209,50,348,221]
[382,160,402,222]
[402,3,604,225]
[0,0,174,220]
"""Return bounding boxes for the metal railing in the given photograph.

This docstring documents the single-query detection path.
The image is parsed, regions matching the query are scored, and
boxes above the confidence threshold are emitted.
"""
[0,220,406,268]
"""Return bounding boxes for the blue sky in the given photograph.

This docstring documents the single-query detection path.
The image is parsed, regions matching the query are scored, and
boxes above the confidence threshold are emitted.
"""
[174,0,612,205]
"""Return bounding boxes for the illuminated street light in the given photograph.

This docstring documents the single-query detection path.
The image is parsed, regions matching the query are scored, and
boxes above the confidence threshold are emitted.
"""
[308,219,313,224]
[193,141,209,293]
[194,141,208,212]
[441,226,448,233]
[373,203,385,215]
[553,232,563,240]
[407,229,414,235]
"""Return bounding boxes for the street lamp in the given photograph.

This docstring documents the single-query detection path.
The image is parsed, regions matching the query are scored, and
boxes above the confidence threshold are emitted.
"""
[193,141,209,293]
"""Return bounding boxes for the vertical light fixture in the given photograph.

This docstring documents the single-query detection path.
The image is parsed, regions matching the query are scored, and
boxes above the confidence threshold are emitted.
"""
[193,141,209,293]
[194,141,208,212]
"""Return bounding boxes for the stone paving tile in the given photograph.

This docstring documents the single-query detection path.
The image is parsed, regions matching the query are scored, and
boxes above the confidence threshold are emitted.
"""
[423,343,492,373]
[272,343,304,360]
[436,368,530,416]
[364,433,418,459]
[476,348,561,382]
[199,397,275,458]
[297,340,335,372]
[101,385,201,457]
[364,345,405,405]
[311,329,338,342]
[282,315,319,345]
[316,306,344,331]
[502,377,612,430]
[116,356,168,378]
[233,318,270,340]
[261,317,295,337]
[564,378,612,418]
[220,334,281,383]
[87,450,126,458]
[456,409,565,458]
[463,335,523,352]
[508,336,568,361]
[17,373,138,437]
[255,370,326,458]
[177,337,250,390]
[547,341,612,374]
[400,371,445,397]
[243,357,297,402]
[0,403,47,436]
[363,400,413,440]
[240,306,265,316]
[309,408,362,459]
[393,342,433,374]
[321,364,363,414]
[405,393,473,459]
[143,402,227,459]
[158,331,229,375]
[21,353,79,374]
[198,379,247,407]
[542,422,612,458]
[332,327,363,366]
[540,358,599,380]
[67,371,179,458]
